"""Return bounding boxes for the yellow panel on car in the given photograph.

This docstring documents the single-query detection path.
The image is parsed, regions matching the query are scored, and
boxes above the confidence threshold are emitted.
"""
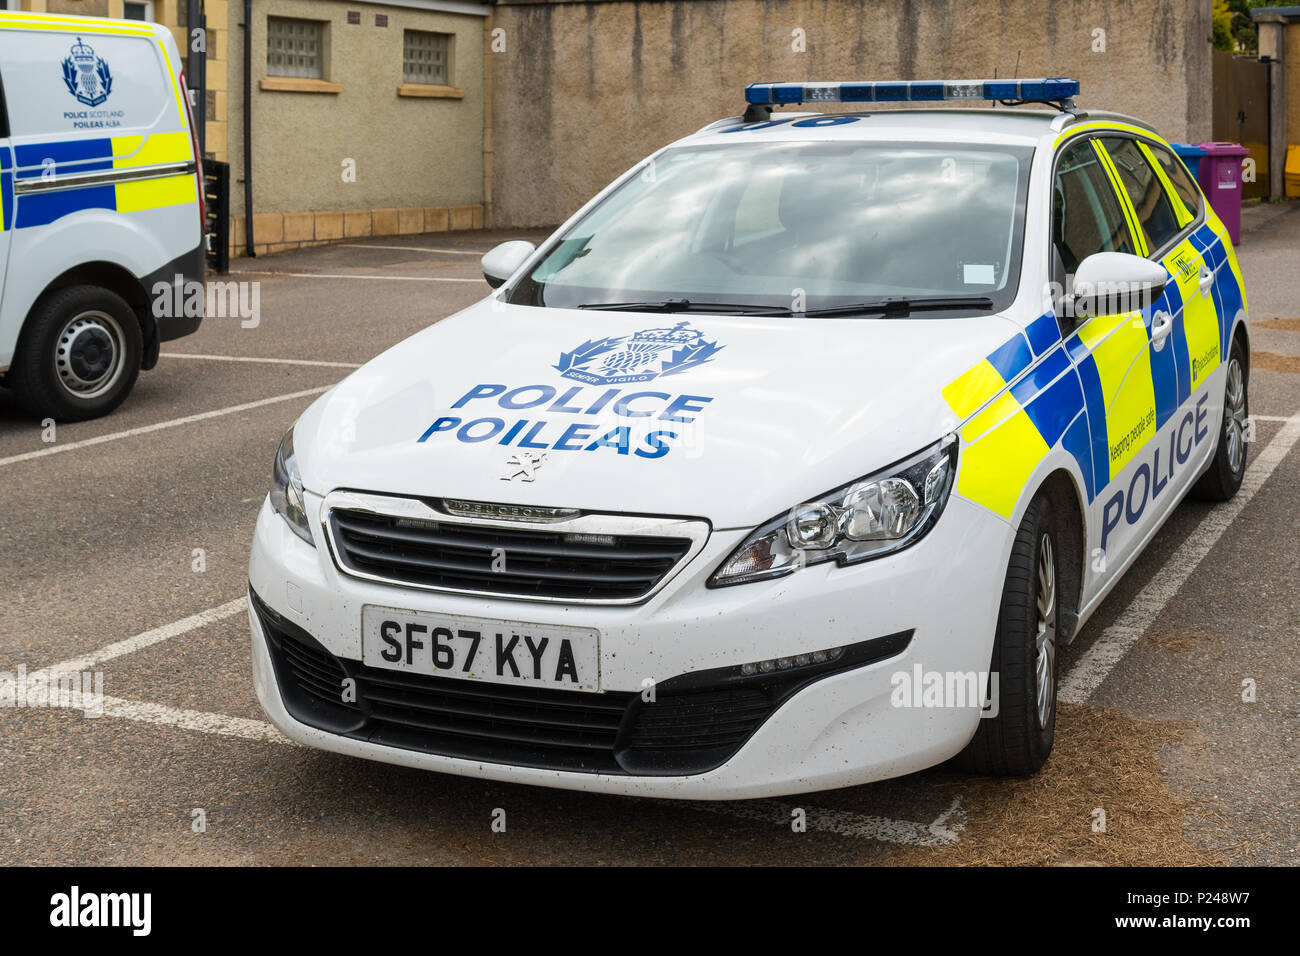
[941,358,1005,420]
[957,408,1050,519]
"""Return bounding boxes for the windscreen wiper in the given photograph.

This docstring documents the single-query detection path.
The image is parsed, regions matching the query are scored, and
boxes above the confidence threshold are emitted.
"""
[575,298,790,315]
[791,296,997,318]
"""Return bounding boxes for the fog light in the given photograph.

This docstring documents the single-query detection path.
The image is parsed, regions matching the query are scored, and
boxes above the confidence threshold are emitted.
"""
[740,645,846,677]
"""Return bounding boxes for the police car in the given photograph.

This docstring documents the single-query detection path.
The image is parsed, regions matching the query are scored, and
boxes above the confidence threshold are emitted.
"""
[248,79,1249,798]
[0,11,205,421]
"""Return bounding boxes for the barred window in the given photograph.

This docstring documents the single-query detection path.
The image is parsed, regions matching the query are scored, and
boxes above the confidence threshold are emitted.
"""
[268,17,324,79]
[404,30,451,85]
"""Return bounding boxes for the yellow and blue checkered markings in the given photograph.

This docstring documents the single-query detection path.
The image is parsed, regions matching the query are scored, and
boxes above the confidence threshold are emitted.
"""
[942,319,1093,518]
[11,134,194,229]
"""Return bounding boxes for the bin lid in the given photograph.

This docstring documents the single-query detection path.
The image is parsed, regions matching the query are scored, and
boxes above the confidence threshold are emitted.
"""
[1197,141,1251,156]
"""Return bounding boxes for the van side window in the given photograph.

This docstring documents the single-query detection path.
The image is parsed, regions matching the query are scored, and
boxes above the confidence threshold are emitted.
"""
[1052,139,1135,276]
[1099,137,1182,254]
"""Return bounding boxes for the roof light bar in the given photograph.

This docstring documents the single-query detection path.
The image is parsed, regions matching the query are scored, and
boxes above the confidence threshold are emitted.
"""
[743,78,1080,106]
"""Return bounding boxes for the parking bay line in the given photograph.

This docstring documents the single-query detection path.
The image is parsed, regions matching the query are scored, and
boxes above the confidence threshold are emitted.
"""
[240,270,482,283]
[339,244,487,256]
[23,597,964,847]
[0,386,332,469]
[161,353,362,369]
[1060,412,1300,704]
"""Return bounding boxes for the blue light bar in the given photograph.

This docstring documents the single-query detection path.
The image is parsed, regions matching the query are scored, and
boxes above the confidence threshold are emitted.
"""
[744,78,1080,106]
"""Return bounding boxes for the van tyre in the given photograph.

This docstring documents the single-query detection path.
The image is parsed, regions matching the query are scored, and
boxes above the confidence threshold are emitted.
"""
[1191,337,1249,502]
[8,286,142,422]
[953,494,1058,776]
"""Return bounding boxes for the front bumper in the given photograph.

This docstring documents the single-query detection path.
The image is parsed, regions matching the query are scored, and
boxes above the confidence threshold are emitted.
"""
[249,491,1014,799]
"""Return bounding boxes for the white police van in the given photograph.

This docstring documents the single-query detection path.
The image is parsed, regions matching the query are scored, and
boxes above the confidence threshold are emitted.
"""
[249,79,1249,798]
[0,11,205,421]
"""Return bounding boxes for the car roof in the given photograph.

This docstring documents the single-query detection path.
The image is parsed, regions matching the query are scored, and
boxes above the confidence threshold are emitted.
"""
[683,107,1157,150]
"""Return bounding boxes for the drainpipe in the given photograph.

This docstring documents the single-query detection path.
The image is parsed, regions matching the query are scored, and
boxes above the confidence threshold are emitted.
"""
[242,0,255,256]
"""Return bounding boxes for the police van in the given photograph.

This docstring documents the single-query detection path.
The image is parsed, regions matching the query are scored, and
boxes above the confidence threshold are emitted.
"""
[0,11,204,421]
[248,79,1249,798]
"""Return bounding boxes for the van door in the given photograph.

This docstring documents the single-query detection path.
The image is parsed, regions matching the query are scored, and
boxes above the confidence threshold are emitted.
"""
[0,65,13,323]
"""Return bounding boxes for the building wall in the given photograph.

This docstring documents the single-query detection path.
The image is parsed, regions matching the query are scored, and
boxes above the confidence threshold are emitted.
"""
[488,0,1215,228]
[225,0,487,253]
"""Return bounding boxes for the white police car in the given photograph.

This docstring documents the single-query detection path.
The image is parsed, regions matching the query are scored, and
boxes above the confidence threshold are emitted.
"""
[0,11,205,421]
[248,79,1249,798]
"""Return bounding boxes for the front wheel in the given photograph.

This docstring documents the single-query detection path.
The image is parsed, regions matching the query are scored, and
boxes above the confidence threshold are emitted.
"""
[1191,337,1249,502]
[7,285,142,422]
[953,494,1059,776]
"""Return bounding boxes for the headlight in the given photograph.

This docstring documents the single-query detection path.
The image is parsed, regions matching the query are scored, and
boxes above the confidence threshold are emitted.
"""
[270,425,314,546]
[709,437,957,587]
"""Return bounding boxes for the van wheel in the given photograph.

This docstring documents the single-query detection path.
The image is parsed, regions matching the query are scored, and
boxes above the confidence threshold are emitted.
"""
[953,494,1058,776]
[7,286,142,422]
[1191,337,1249,502]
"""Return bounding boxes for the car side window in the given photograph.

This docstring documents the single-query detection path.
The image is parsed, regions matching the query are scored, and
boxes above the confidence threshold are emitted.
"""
[1147,143,1203,220]
[1099,137,1182,254]
[1052,139,1135,277]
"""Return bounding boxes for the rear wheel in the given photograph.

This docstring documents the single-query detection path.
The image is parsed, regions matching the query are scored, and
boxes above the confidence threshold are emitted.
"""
[1191,337,1249,502]
[7,285,142,422]
[953,494,1058,776]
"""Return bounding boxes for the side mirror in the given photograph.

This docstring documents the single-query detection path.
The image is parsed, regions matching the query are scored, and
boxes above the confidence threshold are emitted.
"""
[1067,252,1167,321]
[481,240,536,289]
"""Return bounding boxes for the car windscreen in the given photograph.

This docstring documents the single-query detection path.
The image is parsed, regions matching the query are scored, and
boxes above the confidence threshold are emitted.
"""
[507,140,1033,315]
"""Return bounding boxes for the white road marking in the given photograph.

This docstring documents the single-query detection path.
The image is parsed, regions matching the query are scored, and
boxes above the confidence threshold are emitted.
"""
[1060,413,1300,703]
[1251,414,1299,423]
[241,270,481,283]
[0,386,331,469]
[162,353,362,369]
[17,596,965,845]
[29,598,248,680]
[99,696,288,744]
[683,795,965,846]
[339,244,485,256]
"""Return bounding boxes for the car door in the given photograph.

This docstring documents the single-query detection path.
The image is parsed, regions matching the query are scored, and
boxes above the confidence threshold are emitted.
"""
[1094,136,1223,525]
[1051,135,1155,598]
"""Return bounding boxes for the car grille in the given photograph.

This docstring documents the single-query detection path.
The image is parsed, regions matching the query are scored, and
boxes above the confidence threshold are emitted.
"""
[253,590,911,776]
[329,508,695,602]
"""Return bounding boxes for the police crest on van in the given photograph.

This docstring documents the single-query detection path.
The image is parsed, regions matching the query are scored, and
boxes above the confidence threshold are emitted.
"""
[61,36,113,108]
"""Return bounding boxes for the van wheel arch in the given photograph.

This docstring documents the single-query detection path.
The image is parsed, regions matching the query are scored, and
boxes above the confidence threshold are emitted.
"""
[37,262,158,370]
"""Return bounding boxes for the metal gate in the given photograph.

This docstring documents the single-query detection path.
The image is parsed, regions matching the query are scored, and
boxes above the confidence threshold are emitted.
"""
[1213,50,1269,200]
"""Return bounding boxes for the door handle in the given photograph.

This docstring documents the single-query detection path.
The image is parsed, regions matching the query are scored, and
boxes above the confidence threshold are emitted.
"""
[1151,310,1173,352]
[1198,266,1215,297]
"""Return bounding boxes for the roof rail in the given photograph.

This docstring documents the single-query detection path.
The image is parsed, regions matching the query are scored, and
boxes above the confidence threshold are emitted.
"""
[1050,109,1157,134]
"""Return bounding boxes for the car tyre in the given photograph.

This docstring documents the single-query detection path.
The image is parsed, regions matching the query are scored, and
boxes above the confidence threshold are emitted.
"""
[953,493,1058,776]
[7,285,142,422]
[1190,337,1249,503]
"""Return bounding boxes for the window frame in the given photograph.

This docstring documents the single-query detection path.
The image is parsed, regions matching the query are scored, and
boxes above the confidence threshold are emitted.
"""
[1051,136,1139,277]
[266,16,328,81]
[1049,129,1206,276]
[122,1,154,22]
[402,29,453,87]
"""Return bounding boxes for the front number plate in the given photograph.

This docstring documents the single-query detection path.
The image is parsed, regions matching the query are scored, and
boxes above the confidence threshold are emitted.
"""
[361,605,600,693]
